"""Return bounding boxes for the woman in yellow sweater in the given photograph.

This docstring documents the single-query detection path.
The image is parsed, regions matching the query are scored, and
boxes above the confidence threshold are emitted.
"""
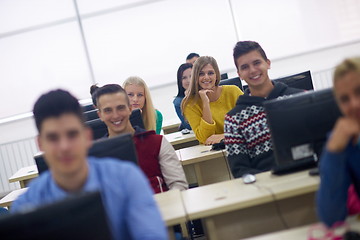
[181,56,243,144]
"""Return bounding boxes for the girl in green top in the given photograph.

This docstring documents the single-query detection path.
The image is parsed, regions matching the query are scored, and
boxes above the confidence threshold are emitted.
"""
[123,76,163,134]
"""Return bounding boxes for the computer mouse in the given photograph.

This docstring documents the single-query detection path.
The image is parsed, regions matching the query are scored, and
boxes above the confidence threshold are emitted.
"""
[181,129,190,135]
[242,174,256,184]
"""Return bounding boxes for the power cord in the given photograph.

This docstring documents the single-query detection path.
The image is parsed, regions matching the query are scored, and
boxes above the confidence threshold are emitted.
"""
[251,183,290,229]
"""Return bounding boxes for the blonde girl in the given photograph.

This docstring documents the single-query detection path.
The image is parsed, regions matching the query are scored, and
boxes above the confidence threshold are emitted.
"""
[123,76,163,134]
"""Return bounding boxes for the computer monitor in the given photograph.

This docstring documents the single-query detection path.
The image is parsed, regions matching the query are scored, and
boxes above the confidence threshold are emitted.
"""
[0,191,112,240]
[242,70,313,92]
[86,108,144,140]
[219,76,243,91]
[81,103,95,112]
[263,88,342,175]
[83,109,99,121]
[220,73,228,80]
[35,133,138,174]
[273,70,313,90]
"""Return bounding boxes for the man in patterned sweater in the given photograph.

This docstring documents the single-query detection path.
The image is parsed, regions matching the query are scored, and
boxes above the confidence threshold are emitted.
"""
[224,41,303,178]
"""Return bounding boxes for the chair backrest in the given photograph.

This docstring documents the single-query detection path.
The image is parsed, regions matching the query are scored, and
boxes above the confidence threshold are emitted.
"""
[219,76,243,91]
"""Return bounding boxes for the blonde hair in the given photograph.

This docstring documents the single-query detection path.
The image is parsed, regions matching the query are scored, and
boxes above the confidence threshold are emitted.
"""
[181,56,221,113]
[333,57,360,85]
[123,76,156,131]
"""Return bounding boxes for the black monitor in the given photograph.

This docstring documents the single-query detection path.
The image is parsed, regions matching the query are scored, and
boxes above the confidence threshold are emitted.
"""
[220,73,228,80]
[219,76,243,91]
[263,88,342,175]
[242,70,313,92]
[81,103,95,112]
[273,70,313,90]
[0,191,112,240]
[35,133,138,174]
[83,109,99,121]
[85,108,144,140]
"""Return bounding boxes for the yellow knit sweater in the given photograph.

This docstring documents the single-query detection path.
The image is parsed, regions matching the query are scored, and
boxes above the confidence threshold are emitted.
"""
[184,85,243,143]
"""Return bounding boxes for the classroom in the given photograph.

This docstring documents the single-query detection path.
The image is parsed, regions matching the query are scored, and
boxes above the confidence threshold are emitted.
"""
[1,0,360,239]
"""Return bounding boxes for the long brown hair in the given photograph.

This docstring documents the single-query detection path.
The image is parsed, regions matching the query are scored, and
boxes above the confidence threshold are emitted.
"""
[181,56,221,113]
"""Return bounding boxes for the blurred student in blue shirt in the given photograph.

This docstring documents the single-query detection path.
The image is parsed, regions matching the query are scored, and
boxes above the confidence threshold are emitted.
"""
[317,57,360,227]
[11,89,167,240]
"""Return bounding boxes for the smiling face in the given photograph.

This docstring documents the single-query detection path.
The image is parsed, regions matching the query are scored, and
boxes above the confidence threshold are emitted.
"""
[124,84,145,110]
[97,92,133,137]
[182,67,192,90]
[198,64,216,90]
[334,71,360,122]
[38,113,91,178]
[236,50,271,88]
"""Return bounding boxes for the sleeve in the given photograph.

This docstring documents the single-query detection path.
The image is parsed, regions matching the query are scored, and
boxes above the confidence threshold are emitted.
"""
[159,137,188,190]
[316,149,351,227]
[155,109,163,134]
[11,191,32,213]
[124,164,168,240]
[173,99,191,130]
[184,103,216,144]
[224,114,261,178]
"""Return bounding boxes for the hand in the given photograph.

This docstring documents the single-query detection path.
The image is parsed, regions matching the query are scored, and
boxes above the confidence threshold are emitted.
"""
[198,89,214,104]
[326,117,360,153]
[205,134,224,145]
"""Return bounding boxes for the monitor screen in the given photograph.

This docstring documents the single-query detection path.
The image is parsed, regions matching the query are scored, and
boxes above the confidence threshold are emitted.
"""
[263,88,342,174]
[35,133,138,174]
[242,70,313,92]
[219,76,243,91]
[83,109,99,121]
[273,70,313,90]
[0,191,112,240]
[81,103,95,112]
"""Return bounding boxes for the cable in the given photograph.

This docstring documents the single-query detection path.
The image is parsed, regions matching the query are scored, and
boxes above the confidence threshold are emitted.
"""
[179,186,197,240]
[220,149,233,180]
[252,183,290,229]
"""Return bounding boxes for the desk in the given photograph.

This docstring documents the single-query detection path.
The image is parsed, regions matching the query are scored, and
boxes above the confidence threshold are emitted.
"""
[154,189,188,240]
[162,122,180,135]
[246,216,360,240]
[164,131,199,150]
[177,145,231,186]
[0,188,28,209]
[9,165,38,188]
[181,170,320,240]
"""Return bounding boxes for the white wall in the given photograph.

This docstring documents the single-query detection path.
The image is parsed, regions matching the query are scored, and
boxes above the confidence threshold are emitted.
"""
[1,0,359,119]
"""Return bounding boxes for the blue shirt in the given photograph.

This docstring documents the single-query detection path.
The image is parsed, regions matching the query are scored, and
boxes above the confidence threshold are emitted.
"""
[173,96,191,130]
[11,157,167,240]
[317,142,360,227]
